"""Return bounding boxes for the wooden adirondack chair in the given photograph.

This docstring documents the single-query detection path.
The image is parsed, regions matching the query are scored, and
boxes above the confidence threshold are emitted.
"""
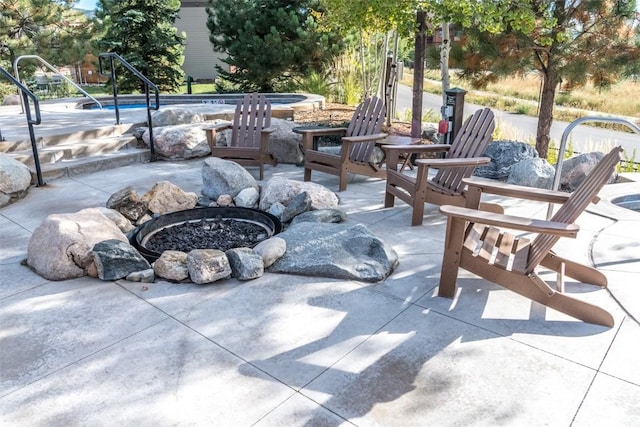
[383,107,499,226]
[204,93,277,180]
[437,146,624,327]
[298,97,388,191]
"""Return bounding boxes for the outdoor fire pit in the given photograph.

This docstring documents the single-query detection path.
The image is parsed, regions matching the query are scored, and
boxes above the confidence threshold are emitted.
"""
[131,207,282,262]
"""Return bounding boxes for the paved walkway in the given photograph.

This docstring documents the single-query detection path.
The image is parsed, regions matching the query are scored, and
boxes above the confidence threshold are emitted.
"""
[1,158,639,426]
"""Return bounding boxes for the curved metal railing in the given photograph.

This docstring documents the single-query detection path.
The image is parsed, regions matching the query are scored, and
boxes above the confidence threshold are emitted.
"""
[0,66,45,186]
[98,52,160,161]
[547,116,640,219]
[13,54,102,110]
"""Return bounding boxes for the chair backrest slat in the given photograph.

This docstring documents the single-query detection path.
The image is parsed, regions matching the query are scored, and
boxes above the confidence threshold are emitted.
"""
[230,93,271,148]
[433,108,495,192]
[346,97,386,163]
[526,146,623,272]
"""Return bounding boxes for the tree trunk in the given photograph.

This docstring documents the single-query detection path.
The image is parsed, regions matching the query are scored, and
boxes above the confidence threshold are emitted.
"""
[412,11,427,138]
[536,70,559,159]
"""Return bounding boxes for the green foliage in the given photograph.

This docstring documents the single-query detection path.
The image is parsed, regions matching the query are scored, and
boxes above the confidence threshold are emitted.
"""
[294,71,338,102]
[206,0,344,93]
[620,149,639,172]
[0,0,92,79]
[94,0,185,93]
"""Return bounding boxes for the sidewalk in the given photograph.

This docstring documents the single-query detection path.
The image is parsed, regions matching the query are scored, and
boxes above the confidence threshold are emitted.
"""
[1,160,639,426]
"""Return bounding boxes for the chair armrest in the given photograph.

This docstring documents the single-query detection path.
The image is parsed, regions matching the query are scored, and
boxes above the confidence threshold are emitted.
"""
[463,177,575,204]
[415,157,491,168]
[342,132,389,144]
[381,144,451,154]
[203,123,232,132]
[439,205,580,238]
[293,127,348,137]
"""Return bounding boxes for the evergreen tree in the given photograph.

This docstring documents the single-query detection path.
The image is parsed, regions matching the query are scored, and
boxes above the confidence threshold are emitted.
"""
[206,0,343,92]
[449,0,640,158]
[0,0,91,74]
[94,0,185,93]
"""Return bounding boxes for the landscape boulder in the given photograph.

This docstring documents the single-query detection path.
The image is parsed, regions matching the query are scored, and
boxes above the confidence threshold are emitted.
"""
[187,249,232,284]
[92,239,151,281]
[474,140,538,181]
[142,124,210,160]
[259,177,339,211]
[202,157,259,200]
[268,118,305,164]
[506,158,555,189]
[106,186,148,222]
[27,209,128,280]
[142,180,198,215]
[268,222,398,282]
[225,247,264,280]
[560,151,616,192]
[0,154,32,208]
[151,108,205,127]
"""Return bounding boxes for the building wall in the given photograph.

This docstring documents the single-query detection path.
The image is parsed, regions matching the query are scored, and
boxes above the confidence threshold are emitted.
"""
[176,2,227,81]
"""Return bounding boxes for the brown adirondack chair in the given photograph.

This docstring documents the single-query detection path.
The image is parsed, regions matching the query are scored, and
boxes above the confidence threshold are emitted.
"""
[204,93,277,180]
[298,97,388,191]
[383,107,499,226]
[437,146,624,327]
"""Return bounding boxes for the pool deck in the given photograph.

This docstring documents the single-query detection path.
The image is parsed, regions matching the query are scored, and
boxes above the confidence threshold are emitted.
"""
[1,154,639,425]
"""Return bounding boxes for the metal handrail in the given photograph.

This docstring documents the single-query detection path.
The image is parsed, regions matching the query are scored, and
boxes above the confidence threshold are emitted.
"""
[98,52,160,161]
[13,55,102,109]
[547,116,640,219]
[0,66,45,186]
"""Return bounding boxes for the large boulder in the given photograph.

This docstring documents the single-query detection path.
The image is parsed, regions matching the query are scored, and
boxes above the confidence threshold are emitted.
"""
[268,222,399,282]
[142,124,210,160]
[474,140,538,181]
[506,158,555,189]
[0,153,32,208]
[559,152,616,192]
[27,209,128,280]
[268,118,305,165]
[151,108,205,127]
[201,157,259,200]
[141,180,198,215]
[106,186,148,222]
[259,177,339,211]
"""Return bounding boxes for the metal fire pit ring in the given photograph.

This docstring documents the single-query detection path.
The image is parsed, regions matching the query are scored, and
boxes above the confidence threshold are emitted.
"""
[130,206,282,262]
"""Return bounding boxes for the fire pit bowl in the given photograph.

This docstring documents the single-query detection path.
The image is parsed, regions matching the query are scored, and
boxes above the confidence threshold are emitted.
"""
[131,207,282,262]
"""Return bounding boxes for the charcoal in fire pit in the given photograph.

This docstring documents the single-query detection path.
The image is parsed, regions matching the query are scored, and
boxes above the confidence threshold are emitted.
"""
[144,218,268,253]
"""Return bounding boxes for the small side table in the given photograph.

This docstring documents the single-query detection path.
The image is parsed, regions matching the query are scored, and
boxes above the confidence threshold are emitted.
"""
[379,135,422,171]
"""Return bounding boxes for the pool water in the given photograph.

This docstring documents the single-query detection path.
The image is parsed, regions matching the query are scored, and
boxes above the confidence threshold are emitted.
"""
[611,194,640,212]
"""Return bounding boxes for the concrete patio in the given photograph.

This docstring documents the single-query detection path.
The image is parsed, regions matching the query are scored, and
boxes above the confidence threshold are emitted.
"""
[1,158,639,426]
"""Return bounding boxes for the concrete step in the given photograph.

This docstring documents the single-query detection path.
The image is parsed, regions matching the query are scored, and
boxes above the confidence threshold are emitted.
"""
[30,147,151,184]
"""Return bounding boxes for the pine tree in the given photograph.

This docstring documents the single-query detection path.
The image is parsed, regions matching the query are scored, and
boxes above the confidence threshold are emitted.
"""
[450,0,640,158]
[94,0,185,93]
[206,0,343,92]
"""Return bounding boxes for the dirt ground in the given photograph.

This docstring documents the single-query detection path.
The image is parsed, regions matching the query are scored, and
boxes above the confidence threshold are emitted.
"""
[293,102,413,136]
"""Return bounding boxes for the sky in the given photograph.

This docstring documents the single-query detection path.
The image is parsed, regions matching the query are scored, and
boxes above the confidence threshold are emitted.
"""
[76,0,97,10]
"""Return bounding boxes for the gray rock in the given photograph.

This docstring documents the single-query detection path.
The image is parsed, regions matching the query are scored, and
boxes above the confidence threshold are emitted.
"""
[93,239,151,281]
[289,209,347,226]
[421,123,439,144]
[268,222,398,282]
[269,118,304,164]
[202,157,259,200]
[92,207,135,233]
[259,177,339,211]
[216,194,234,206]
[0,153,32,208]
[141,180,198,215]
[234,187,260,208]
[559,152,615,192]
[27,209,128,280]
[253,237,286,268]
[2,94,20,106]
[153,250,190,282]
[225,247,264,280]
[187,249,232,284]
[142,124,210,160]
[268,202,286,220]
[474,140,538,181]
[106,186,148,222]
[506,158,555,189]
[126,269,155,283]
[151,108,205,127]
[281,191,312,223]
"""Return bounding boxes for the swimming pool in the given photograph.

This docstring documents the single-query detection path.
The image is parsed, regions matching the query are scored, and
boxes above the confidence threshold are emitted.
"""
[611,194,640,212]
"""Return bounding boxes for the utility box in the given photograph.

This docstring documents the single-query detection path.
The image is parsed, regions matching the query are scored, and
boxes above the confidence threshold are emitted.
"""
[442,87,467,144]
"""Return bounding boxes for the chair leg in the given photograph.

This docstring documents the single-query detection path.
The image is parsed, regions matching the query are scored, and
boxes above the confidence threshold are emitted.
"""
[384,187,395,208]
[438,217,466,298]
[411,199,425,226]
[540,252,608,287]
[304,167,311,182]
[259,164,264,181]
[339,168,348,192]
